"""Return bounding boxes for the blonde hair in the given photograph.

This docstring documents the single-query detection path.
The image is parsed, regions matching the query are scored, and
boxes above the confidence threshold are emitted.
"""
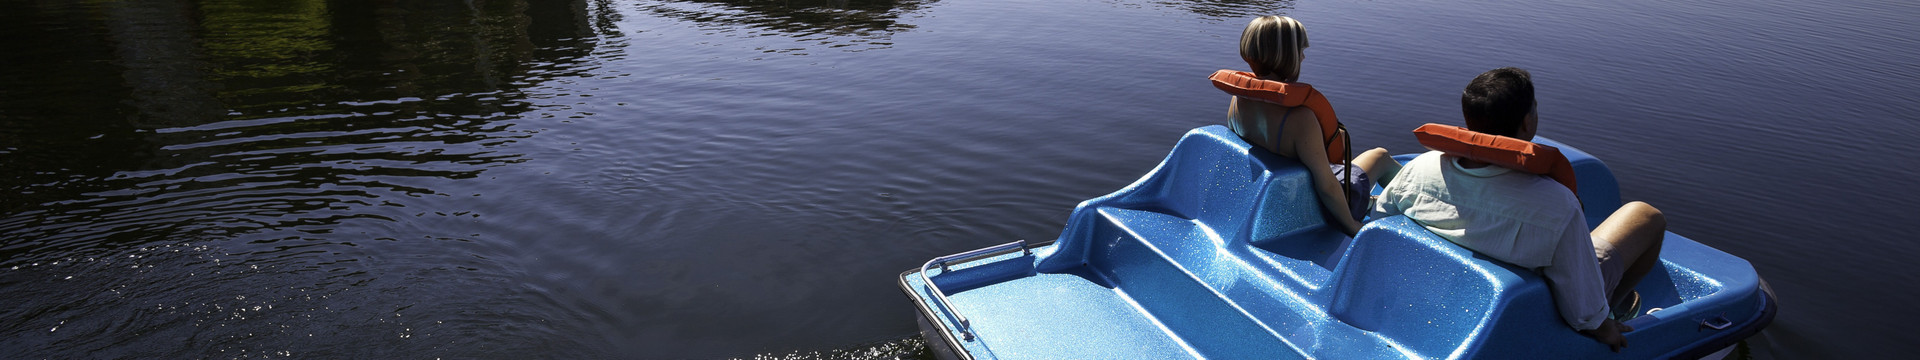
[1239,16,1309,82]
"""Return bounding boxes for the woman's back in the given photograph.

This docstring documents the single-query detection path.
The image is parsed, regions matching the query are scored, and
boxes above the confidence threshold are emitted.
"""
[1227,96,1322,159]
[1219,15,1387,236]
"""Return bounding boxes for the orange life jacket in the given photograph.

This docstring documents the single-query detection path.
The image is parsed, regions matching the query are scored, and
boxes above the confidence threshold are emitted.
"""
[1209,69,1348,163]
[1412,123,1579,195]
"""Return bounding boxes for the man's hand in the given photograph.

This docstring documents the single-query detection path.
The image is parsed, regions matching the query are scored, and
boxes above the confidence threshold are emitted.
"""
[1579,318,1635,352]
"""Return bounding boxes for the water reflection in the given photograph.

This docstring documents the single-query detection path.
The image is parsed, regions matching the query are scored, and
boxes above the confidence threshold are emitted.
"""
[2,0,597,255]
[640,0,940,52]
[1155,0,1295,20]
[1,0,602,357]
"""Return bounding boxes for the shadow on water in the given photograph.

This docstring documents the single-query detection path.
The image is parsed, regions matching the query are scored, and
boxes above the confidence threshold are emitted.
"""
[0,0,611,357]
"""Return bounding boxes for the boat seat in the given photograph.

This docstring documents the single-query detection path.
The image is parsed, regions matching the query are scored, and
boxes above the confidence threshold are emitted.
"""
[1024,126,1370,358]
[1039,127,1579,358]
[1091,125,1282,239]
[1041,125,1343,274]
[1327,215,1559,357]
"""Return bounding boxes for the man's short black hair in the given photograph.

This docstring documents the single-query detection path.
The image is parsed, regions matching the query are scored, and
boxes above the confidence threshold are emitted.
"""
[1461,67,1535,137]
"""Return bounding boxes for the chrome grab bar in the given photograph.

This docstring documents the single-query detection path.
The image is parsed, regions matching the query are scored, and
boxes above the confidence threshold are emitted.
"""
[920,240,1030,340]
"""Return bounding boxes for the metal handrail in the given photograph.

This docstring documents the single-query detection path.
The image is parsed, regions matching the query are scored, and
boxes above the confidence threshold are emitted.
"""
[920,240,1029,340]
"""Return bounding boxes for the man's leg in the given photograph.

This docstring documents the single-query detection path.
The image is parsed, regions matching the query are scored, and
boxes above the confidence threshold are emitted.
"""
[1590,201,1667,307]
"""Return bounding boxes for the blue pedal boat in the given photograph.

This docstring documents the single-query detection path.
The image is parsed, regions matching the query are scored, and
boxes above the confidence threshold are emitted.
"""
[898,125,1775,359]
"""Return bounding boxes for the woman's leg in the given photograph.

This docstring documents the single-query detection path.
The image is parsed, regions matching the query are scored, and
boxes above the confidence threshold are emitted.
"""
[1589,201,1667,307]
[1353,147,1400,187]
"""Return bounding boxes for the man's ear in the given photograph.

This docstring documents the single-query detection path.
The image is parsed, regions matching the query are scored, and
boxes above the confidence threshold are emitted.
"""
[1518,102,1540,139]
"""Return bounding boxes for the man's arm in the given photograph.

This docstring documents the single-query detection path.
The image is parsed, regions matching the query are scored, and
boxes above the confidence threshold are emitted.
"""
[1540,213,1630,351]
[1365,154,1419,221]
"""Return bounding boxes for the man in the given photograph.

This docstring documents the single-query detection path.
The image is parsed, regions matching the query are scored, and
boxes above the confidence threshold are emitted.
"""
[1369,68,1668,352]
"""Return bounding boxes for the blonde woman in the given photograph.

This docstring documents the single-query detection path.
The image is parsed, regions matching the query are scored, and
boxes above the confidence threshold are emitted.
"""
[1215,15,1398,236]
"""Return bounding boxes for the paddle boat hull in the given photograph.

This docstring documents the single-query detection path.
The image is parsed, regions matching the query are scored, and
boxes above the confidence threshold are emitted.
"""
[899,125,1774,359]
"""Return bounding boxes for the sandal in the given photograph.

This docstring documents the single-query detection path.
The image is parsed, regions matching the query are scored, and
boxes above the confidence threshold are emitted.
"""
[1609,291,1642,321]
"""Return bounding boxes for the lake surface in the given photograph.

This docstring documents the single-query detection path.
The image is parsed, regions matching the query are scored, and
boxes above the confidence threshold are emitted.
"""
[3,0,1916,358]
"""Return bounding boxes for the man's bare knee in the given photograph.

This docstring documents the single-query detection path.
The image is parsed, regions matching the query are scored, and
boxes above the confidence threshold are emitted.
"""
[1621,201,1667,231]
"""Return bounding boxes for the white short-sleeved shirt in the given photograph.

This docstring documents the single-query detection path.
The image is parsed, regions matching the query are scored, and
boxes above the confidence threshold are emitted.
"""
[1370,151,1611,330]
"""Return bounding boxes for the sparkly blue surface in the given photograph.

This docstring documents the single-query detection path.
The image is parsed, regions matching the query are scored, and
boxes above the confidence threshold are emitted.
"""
[901,126,1772,359]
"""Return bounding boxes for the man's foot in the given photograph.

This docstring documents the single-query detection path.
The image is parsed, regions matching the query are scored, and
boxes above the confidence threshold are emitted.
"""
[1610,291,1642,321]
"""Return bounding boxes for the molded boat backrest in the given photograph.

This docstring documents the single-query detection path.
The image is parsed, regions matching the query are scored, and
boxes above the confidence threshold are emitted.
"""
[1246,155,1332,244]
[1041,126,1331,272]
[1104,125,1327,243]
[1532,137,1623,227]
[1328,216,1557,358]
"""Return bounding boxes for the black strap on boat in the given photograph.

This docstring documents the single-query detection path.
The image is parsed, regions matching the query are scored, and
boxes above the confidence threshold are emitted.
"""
[1306,89,1356,208]
[1335,123,1354,212]
[1278,99,1359,219]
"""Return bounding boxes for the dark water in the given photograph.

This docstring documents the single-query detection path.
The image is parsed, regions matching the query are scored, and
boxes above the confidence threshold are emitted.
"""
[2,0,1916,358]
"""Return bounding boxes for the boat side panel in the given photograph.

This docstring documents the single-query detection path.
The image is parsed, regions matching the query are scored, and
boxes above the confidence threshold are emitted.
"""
[1529,136,1623,227]
[1466,231,1774,358]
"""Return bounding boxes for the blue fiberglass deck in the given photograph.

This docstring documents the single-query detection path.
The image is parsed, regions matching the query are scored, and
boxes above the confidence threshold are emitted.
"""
[899,125,1774,359]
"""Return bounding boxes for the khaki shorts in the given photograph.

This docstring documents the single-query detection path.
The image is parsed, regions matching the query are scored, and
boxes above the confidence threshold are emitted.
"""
[1592,235,1629,299]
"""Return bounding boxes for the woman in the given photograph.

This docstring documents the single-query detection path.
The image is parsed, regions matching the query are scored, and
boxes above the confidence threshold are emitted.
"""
[1216,15,1397,236]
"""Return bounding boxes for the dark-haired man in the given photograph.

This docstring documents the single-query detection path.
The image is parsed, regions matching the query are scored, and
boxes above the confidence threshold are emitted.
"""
[1369,67,1668,352]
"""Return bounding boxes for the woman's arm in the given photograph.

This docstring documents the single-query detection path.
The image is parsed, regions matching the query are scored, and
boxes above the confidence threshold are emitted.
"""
[1283,106,1364,236]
